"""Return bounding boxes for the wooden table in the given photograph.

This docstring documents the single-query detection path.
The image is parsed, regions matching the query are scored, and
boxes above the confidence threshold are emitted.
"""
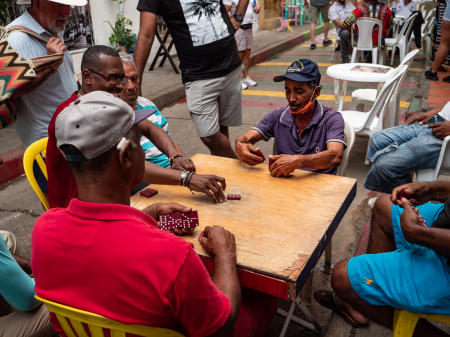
[131,154,356,301]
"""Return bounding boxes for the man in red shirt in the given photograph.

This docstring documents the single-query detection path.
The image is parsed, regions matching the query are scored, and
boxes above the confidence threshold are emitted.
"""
[47,45,228,208]
[32,91,276,336]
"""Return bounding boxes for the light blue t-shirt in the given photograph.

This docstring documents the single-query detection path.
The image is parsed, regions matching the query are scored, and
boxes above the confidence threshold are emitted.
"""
[6,10,78,147]
[137,97,171,168]
[0,236,40,311]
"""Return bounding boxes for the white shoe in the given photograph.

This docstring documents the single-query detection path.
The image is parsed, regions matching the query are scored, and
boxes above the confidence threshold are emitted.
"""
[243,77,257,86]
[241,81,248,90]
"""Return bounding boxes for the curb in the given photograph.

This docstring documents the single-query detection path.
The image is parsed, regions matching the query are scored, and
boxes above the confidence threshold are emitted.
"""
[0,148,25,186]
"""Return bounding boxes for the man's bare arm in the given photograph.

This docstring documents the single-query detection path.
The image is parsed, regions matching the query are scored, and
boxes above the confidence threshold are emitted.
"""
[138,119,179,158]
[134,11,158,81]
[333,18,346,29]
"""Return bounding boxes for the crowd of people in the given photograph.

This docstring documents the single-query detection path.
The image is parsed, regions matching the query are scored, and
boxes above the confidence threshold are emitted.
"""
[0,0,449,336]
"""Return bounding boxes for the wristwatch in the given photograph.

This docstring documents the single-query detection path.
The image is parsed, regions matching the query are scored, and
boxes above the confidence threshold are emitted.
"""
[233,13,244,23]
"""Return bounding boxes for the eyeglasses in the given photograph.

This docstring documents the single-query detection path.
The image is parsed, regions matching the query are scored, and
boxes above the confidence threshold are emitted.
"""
[88,68,127,84]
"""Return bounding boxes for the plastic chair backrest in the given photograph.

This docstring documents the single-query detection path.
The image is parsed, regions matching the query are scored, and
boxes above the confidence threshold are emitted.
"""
[396,12,417,44]
[393,309,450,337]
[337,120,355,177]
[422,8,436,36]
[361,65,406,132]
[351,17,382,50]
[35,296,185,337]
[23,137,49,210]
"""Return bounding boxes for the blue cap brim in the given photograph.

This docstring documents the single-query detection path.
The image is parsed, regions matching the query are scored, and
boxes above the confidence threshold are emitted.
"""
[273,73,316,82]
[134,108,157,125]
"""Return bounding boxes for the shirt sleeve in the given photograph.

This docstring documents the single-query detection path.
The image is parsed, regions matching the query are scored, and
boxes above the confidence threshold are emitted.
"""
[326,112,346,148]
[328,4,338,21]
[253,109,279,141]
[137,0,160,14]
[0,237,41,311]
[223,0,233,5]
[167,248,231,337]
[7,31,46,59]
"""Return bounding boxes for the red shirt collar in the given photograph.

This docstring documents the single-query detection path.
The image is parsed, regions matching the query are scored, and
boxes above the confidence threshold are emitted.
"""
[66,198,157,226]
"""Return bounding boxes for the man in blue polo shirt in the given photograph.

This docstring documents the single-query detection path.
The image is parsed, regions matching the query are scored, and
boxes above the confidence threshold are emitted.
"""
[235,59,345,176]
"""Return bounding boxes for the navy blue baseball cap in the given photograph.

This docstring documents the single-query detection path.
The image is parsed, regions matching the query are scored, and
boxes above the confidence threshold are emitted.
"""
[273,59,321,84]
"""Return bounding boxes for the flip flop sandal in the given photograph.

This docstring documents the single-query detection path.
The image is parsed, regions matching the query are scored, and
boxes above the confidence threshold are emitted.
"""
[313,290,369,329]
[443,75,450,83]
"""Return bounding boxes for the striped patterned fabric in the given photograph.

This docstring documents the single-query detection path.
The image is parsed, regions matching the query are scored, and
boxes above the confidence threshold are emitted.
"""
[0,26,63,128]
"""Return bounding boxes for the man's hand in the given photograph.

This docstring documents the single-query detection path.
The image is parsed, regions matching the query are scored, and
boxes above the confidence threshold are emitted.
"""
[391,182,434,206]
[171,156,196,172]
[46,37,67,54]
[189,174,227,203]
[235,140,265,166]
[428,121,450,140]
[405,111,436,125]
[198,225,236,259]
[268,154,299,177]
[143,202,194,235]
[230,16,242,30]
[397,197,426,244]
[253,4,260,13]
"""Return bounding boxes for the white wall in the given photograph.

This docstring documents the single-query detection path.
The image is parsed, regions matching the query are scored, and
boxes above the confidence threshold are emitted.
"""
[70,0,160,74]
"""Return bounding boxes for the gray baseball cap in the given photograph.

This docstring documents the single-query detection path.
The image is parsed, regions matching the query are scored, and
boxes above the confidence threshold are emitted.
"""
[56,91,155,162]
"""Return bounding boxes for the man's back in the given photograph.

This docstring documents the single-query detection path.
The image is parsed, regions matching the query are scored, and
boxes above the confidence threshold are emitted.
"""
[31,199,230,336]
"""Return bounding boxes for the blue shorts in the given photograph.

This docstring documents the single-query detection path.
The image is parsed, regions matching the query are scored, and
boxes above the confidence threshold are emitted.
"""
[348,202,450,314]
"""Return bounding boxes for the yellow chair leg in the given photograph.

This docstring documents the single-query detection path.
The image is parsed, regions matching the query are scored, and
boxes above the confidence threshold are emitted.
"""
[393,310,421,337]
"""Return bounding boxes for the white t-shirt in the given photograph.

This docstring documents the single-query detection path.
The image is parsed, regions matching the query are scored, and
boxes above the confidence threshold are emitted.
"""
[438,101,450,121]
[223,0,258,25]
[395,0,417,17]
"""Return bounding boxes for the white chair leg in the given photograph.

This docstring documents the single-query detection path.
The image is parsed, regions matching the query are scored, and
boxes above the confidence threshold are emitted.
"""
[390,46,396,65]
[351,48,357,63]
[372,49,377,64]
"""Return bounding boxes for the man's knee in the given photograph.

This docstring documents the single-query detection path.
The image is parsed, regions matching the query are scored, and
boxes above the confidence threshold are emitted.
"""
[331,259,352,296]
[372,195,394,235]
[340,30,350,40]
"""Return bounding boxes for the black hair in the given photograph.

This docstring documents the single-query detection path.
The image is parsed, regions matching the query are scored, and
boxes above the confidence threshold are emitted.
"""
[81,45,120,72]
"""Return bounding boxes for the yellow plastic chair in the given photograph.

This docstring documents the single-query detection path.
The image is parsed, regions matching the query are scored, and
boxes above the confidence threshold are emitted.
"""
[35,296,185,337]
[393,309,450,337]
[23,137,49,210]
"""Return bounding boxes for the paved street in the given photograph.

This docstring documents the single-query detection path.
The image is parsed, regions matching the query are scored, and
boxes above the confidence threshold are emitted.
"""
[0,23,448,336]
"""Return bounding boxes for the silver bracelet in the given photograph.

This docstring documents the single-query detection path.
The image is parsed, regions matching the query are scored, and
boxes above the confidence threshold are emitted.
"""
[180,170,189,186]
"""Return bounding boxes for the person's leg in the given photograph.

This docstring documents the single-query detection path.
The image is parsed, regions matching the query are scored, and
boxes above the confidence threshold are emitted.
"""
[339,29,351,63]
[186,77,237,158]
[0,304,56,337]
[367,194,396,254]
[426,19,450,79]
[322,5,331,43]
[365,125,443,193]
[241,50,250,79]
[310,6,318,48]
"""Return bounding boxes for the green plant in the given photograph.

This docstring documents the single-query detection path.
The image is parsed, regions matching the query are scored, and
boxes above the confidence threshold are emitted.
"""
[107,0,136,53]
[0,0,14,25]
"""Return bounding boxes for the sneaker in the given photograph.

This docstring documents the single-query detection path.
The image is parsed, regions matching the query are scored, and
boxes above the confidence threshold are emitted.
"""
[310,43,316,49]
[323,39,332,46]
[425,70,438,81]
[243,77,257,87]
[241,81,248,90]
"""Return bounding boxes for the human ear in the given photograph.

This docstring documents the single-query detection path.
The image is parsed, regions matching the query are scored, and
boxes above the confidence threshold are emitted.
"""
[118,139,133,170]
[313,86,321,100]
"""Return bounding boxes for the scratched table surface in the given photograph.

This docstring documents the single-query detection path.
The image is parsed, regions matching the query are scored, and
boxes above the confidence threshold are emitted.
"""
[131,154,356,300]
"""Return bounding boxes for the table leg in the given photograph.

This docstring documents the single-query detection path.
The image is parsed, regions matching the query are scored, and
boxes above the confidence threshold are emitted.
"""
[338,80,347,112]
[277,295,321,336]
[333,79,340,110]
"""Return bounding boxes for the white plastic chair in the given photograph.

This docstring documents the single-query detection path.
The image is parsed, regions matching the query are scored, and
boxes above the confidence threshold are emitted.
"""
[351,17,383,64]
[341,65,407,163]
[384,13,418,65]
[351,49,419,125]
[415,136,450,182]
[277,120,355,337]
[422,8,436,62]
[330,34,341,61]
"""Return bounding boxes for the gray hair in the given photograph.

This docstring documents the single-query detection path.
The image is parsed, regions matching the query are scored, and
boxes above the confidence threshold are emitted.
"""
[119,52,136,68]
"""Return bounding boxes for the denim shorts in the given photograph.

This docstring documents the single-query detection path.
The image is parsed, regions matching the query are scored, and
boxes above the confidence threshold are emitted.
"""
[348,202,450,314]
